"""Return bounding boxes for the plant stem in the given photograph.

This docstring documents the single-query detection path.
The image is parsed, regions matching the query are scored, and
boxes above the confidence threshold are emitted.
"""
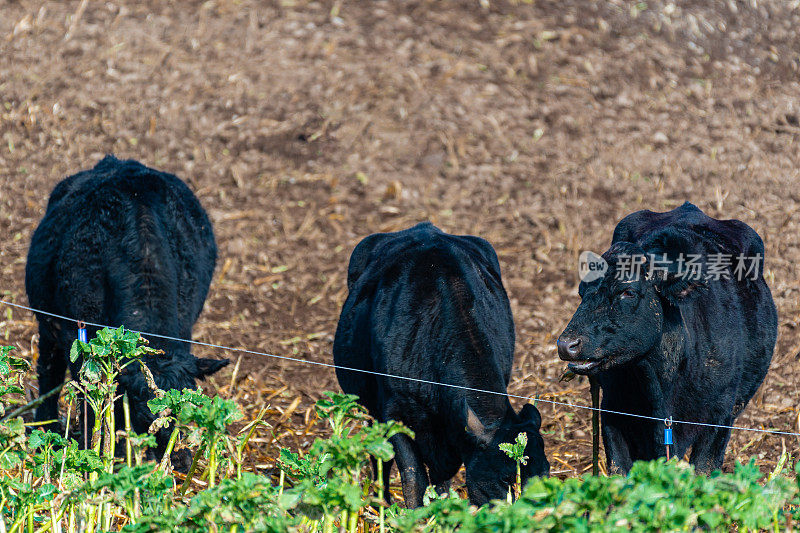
[123,393,132,468]
[102,387,116,473]
[8,515,25,533]
[95,502,104,533]
[102,501,112,533]
[0,497,6,533]
[377,458,385,533]
[63,394,73,441]
[208,435,218,488]
[58,398,73,488]
[158,426,180,472]
[91,409,103,456]
[133,487,141,521]
[348,509,358,533]
[590,376,600,476]
[35,505,65,533]
[84,501,95,533]
[47,500,58,533]
[179,447,203,496]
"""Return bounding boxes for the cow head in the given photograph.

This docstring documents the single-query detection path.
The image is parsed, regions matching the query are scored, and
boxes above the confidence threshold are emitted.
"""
[193,356,231,379]
[557,241,703,375]
[464,402,550,505]
[119,349,230,458]
[161,354,231,395]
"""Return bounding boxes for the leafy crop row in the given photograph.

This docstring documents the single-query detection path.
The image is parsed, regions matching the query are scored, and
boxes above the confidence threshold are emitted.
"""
[0,329,798,532]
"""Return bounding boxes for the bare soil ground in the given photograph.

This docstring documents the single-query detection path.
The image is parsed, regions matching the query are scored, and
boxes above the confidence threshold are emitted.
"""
[1,0,799,490]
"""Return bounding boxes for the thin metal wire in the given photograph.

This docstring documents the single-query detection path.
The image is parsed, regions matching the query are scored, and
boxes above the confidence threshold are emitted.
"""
[2,299,798,437]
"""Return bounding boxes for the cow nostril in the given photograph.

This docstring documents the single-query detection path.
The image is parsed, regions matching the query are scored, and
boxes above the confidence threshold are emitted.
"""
[557,336,583,359]
[567,338,581,356]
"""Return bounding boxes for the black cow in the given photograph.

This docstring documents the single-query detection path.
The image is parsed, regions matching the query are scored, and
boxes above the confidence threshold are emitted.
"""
[26,156,229,456]
[334,223,549,507]
[557,202,777,474]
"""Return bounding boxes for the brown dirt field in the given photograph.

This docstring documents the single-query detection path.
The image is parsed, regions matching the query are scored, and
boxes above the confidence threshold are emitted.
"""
[1,0,799,490]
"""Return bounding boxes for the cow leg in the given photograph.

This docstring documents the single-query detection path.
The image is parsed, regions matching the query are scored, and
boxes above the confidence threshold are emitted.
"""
[428,459,458,498]
[668,435,690,464]
[34,330,66,432]
[690,425,732,474]
[390,433,428,508]
[602,418,633,474]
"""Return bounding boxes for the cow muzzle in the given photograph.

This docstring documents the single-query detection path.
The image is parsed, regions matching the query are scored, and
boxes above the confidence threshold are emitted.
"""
[557,334,602,374]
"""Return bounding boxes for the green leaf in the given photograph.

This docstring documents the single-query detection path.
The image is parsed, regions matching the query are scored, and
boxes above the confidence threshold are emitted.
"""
[69,340,80,362]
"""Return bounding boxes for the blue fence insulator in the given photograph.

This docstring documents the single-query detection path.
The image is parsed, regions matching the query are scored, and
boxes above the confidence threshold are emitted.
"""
[664,427,673,446]
[78,327,87,343]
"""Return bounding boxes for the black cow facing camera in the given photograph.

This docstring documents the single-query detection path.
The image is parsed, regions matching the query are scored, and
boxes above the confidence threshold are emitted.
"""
[334,223,549,508]
[557,202,777,474]
[26,156,229,457]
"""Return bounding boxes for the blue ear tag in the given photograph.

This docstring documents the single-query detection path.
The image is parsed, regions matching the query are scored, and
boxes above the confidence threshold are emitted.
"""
[664,427,673,446]
[78,322,87,343]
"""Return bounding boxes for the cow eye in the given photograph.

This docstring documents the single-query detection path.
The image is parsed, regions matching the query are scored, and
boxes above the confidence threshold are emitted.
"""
[619,288,636,299]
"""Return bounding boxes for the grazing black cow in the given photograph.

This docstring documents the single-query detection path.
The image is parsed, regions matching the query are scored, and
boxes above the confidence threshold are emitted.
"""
[557,202,777,474]
[334,223,549,507]
[26,156,229,456]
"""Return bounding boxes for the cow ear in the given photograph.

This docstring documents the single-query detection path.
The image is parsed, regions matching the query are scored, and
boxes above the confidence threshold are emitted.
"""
[519,403,542,429]
[347,233,393,290]
[642,230,706,305]
[656,277,704,305]
[194,357,230,379]
[460,235,502,280]
[465,403,496,445]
